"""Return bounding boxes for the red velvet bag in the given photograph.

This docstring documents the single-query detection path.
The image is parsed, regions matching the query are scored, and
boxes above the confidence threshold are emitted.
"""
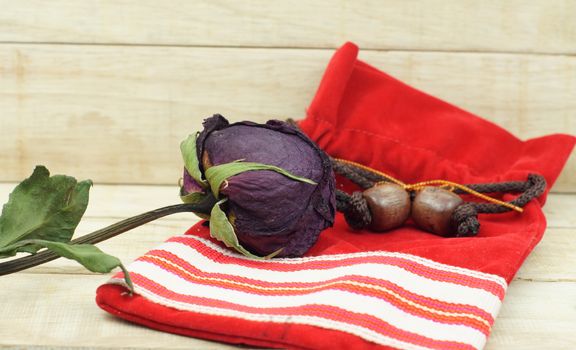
[96,43,575,350]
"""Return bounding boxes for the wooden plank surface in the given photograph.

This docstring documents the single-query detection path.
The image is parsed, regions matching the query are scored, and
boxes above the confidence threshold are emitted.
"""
[0,276,573,349]
[0,185,574,280]
[0,0,574,55]
[1,45,574,190]
[0,183,574,348]
[0,273,235,350]
[486,281,576,349]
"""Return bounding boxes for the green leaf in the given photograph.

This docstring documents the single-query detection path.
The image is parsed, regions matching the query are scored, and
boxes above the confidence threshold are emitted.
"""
[209,200,282,259]
[0,166,133,292]
[0,166,92,251]
[180,191,207,204]
[7,242,43,256]
[204,161,317,198]
[0,239,43,258]
[180,133,208,188]
[2,240,133,292]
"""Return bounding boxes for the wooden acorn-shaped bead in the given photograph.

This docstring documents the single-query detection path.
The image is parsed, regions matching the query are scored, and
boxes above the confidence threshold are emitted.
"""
[363,183,411,231]
[411,186,463,236]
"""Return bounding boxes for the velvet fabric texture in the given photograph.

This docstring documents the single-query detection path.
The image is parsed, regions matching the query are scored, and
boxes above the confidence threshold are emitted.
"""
[96,42,575,349]
[299,42,575,282]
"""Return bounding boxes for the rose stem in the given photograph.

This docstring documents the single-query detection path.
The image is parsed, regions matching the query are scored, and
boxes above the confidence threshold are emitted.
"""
[0,198,216,276]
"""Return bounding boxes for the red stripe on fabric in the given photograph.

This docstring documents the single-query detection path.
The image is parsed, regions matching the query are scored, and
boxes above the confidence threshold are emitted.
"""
[146,250,494,320]
[167,236,505,299]
[128,272,477,350]
[97,283,395,350]
[141,251,493,334]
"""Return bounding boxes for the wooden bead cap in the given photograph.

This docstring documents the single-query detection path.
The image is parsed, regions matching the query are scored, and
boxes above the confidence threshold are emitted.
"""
[363,183,411,231]
[411,187,463,236]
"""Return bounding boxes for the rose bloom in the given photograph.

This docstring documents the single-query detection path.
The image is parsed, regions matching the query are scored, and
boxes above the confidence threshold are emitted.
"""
[182,115,335,257]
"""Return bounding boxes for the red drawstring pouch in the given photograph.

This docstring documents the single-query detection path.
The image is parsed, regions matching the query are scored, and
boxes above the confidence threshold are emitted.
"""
[96,42,575,350]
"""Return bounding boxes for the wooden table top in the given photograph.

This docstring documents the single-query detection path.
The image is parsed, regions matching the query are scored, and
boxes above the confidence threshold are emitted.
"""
[0,183,574,349]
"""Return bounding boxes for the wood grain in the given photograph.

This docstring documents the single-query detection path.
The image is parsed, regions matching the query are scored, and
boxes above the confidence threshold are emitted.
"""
[1,45,574,189]
[0,273,235,350]
[0,0,574,55]
[516,227,576,281]
[485,281,576,349]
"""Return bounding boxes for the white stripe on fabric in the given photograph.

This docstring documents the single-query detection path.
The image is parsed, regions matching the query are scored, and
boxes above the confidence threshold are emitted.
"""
[184,236,506,288]
[147,254,491,327]
[154,241,503,316]
[126,261,488,348]
[107,235,510,349]
[109,278,462,350]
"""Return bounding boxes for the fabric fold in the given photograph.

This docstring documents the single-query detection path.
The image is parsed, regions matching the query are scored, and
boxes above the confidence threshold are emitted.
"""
[96,42,575,350]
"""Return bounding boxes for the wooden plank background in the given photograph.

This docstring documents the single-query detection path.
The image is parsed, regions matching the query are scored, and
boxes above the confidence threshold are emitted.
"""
[1,45,573,188]
[0,1,574,349]
[0,0,574,54]
[0,1,574,191]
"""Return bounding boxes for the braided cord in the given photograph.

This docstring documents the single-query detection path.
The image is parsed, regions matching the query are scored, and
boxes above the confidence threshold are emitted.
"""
[333,158,530,212]
[332,157,546,236]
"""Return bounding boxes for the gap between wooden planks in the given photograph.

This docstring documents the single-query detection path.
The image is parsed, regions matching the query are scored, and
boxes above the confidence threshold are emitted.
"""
[0,183,573,224]
[0,0,574,55]
[7,217,575,283]
[0,183,574,282]
[1,45,574,190]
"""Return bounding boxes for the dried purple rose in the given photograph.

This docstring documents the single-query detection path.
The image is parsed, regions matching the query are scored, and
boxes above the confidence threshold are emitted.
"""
[180,114,335,258]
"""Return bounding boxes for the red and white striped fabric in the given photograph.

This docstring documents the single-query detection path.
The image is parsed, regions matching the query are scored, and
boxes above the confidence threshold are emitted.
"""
[106,234,505,350]
[96,42,574,349]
